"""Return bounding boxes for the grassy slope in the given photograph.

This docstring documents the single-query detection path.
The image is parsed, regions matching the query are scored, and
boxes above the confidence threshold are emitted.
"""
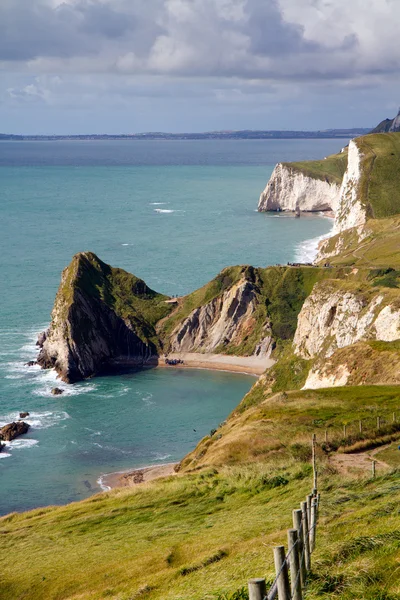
[2,386,400,600]
[318,216,400,269]
[281,148,348,184]
[356,132,400,218]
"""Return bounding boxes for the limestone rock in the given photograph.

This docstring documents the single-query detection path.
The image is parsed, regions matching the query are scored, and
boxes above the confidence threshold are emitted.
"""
[37,252,169,383]
[258,163,340,214]
[0,421,30,442]
[168,276,273,358]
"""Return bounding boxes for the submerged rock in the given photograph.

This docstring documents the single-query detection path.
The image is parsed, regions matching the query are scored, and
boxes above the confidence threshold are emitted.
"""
[25,361,36,367]
[0,421,30,442]
[51,387,63,396]
[19,412,30,418]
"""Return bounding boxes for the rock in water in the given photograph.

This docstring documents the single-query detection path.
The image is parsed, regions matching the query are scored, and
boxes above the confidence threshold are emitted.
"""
[51,387,63,395]
[37,252,173,383]
[25,361,36,367]
[0,421,30,442]
[19,412,30,418]
[36,330,48,347]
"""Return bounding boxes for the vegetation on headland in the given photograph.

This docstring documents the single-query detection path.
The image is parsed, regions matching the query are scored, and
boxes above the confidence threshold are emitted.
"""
[2,385,400,600]
[282,146,348,184]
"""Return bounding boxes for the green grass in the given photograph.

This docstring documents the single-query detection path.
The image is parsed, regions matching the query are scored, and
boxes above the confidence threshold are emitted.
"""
[318,216,400,269]
[282,147,348,184]
[356,133,400,219]
[374,441,400,468]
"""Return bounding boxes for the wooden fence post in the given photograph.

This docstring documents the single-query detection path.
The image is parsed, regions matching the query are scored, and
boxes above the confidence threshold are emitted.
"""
[325,429,328,442]
[273,546,291,600]
[312,434,317,490]
[359,420,362,433]
[287,529,302,600]
[301,501,311,572]
[306,494,312,526]
[293,509,306,587]
[248,578,266,600]
[377,416,381,430]
[343,424,347,437]
[372,460,376,478]
[393,412,396,423]
[310,500,317,552]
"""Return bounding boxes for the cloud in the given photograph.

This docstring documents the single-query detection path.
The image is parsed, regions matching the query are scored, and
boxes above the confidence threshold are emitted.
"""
[0,0,398,84]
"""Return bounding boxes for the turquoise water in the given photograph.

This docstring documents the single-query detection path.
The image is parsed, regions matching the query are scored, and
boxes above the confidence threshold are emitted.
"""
[0,139,343,515]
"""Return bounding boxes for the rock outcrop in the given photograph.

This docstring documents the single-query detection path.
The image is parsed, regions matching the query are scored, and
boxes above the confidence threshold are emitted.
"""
[372,107,400,133]
[258,163,341,213]
[0,421,30,442]
[168,277,273,357]
[37,252,172,383]
[293,280,400,362]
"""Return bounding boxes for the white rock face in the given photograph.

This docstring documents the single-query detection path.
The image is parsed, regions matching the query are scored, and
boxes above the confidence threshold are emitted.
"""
[334,140,367,233]
[169,279,273,357]
[258,164,341,213]
[374,306,400,341]
[303,364,350,390]
[293,284,384,359]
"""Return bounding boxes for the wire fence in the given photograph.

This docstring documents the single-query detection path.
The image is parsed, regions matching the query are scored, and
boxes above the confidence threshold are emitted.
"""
[248,487,319,600]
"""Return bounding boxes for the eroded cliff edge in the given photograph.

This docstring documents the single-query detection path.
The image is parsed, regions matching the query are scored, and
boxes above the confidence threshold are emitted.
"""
[258,132,400,235]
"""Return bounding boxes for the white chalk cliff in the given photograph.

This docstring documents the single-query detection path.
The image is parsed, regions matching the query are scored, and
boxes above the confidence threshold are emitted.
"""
[258,139,369,236]
[258,164,341,213]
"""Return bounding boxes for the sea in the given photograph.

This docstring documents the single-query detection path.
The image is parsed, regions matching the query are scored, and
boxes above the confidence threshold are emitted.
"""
[0,138,346,515]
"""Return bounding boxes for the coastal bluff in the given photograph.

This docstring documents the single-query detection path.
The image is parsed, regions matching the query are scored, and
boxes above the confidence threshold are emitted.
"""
[258,132,400,235]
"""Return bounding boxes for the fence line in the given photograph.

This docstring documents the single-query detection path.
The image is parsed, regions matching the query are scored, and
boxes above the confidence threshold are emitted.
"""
[248,485,319,600]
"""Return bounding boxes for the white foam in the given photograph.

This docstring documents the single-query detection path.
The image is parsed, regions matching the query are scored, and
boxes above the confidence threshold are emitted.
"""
[150,202,167,205]
[97,475,111,491]
[0,452,11,459]
[154,209,174,213]
[153,453,172,461]
[295,223,334,263]
[7,439,39,450]
[0,410,70,430]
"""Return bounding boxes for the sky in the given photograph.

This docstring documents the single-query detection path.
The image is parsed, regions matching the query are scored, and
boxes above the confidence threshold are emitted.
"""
[1,0,400,134]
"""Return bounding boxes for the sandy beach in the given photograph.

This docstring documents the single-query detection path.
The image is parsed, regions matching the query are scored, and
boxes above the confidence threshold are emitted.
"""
[158,352,274,375]
[99,463,178,491]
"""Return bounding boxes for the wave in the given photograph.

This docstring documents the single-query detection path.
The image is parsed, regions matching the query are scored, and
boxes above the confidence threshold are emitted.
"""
[150,202,167,205]
[6,439,39,451]
[154,208,175,214]
[0,410,70,430]
[295,225,334,263]
[153,453,172,461]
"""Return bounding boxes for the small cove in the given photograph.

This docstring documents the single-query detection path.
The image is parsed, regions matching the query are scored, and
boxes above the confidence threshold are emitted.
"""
[0,138,344,515]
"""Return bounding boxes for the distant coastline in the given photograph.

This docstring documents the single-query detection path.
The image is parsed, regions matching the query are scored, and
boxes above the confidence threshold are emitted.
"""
[0,128,370,141]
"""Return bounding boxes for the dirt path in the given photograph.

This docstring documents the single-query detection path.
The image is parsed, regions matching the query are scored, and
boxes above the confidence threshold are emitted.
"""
[330,444,391,476]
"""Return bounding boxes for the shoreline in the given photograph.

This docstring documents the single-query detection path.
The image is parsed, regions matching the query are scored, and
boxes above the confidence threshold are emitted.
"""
[98,462,178,491]
[157,352,274,376]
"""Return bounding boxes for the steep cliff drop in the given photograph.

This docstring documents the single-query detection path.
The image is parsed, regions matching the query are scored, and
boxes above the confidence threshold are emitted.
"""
[37,252,172,383]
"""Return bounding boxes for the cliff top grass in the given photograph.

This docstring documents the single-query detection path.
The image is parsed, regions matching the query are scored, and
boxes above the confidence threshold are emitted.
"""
[318,216,400,269]
[281,147,348,184]
[355,132,400,218]
[2,384,400,600]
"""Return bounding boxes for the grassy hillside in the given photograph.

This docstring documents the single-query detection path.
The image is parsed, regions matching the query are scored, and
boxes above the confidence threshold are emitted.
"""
[282,147,348,184]
[355,132,400,218]
[2,385,400,600]
[318,217,400,269]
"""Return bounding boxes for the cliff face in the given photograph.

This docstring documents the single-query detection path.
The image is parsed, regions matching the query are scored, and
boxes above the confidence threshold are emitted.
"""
[37,252,172,383]
[168,277,273,357]
[258,163,341,213]
[293,281,400,360]
[333,139,367,233]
